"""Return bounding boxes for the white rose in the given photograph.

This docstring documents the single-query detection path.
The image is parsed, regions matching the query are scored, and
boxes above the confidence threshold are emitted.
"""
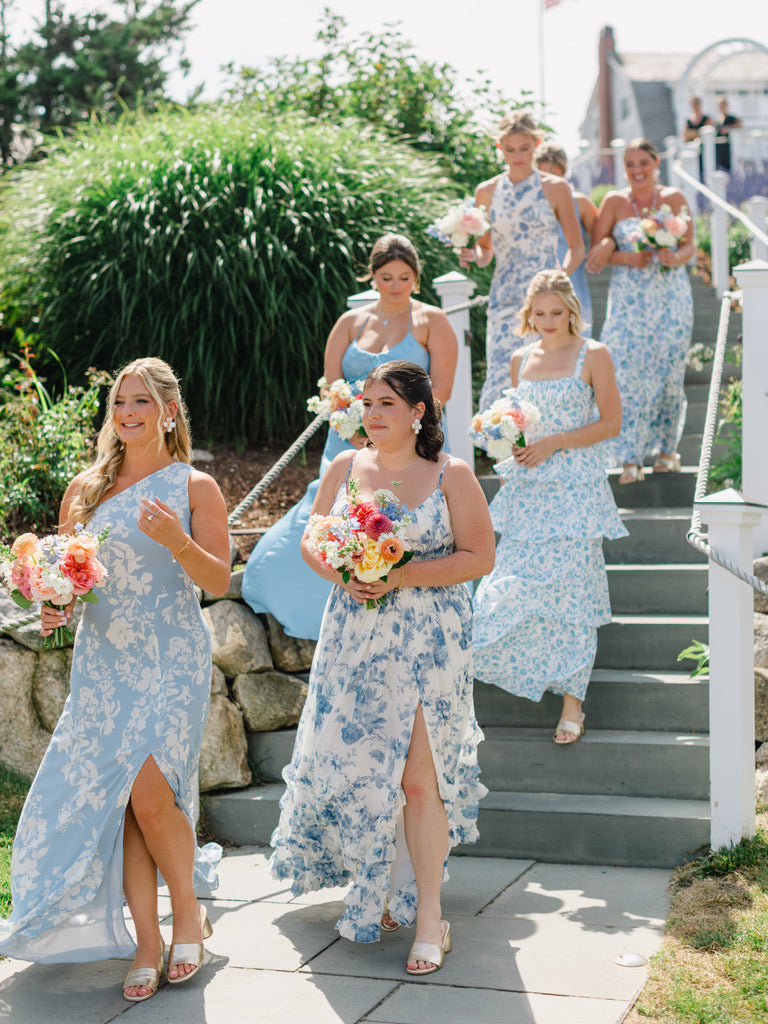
[655,229,676,248]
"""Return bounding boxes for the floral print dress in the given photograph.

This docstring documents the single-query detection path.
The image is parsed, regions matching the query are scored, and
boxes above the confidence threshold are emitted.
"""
[472,344,627,701]
[600,218,693,465]
[269,464,487,942]
[0,463,220,964]
[480,171,560,411]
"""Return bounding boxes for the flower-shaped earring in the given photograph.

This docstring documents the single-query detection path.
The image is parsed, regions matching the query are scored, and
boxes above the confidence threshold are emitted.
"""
[412,418,422,434]
[163,417,176,434]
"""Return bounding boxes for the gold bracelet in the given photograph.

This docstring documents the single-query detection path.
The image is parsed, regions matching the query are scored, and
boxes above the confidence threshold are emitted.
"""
[173,536,191,560]
[561,432,567,450]
[395,566,405,592]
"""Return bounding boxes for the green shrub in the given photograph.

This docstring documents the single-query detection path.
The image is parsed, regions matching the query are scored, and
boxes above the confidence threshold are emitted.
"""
[0,340,106,541]
[695,215,753,269]
[0,105,460,444]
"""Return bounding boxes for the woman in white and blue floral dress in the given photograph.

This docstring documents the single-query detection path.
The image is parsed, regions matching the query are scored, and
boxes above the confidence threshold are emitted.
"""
[459,113,585,412]
[270,361,494,976]
[588,138,695,484]
[473,271,627,744]
[0,359,230,1003]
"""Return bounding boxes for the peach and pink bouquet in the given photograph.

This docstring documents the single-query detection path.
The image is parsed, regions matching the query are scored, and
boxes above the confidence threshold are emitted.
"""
[632,203,690,271]
[0,524,110,647]
[470,390,541,462]
[427,199,490,255]
[304,479,413,609]
[307,377,367,441]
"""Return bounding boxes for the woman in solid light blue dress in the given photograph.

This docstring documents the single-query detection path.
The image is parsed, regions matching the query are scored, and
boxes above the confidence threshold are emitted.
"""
[242,234,458,639]
[0,358,230,1003]
[472,271,626,744]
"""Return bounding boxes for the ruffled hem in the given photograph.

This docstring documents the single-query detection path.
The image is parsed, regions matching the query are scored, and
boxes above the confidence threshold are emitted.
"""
[489,479,627,543]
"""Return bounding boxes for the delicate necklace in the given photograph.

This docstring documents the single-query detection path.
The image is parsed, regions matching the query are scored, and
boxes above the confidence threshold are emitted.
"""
[376,300,410,327]
[630,186,658,217]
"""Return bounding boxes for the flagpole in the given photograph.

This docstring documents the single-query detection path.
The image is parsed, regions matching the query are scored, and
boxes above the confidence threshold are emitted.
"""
[538,0,545,109]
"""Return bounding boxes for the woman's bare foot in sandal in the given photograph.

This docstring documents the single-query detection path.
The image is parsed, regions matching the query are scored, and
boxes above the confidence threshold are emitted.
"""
[167,901,210,982]
[122,934,164,1001]
[554,696,585,745]
[406,920,452,975]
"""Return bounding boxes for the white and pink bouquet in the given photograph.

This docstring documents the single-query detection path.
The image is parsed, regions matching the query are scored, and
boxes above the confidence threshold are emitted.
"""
[307,377,367,441]
[427,199,490,255]
[470,390,541,462]
[0,524,109,647]
[304,479,413,609]
[632,203,690,271]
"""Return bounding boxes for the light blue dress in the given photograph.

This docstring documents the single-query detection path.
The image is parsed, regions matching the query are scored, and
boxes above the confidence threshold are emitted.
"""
[559,194,592,336]
[241,316,431,640]
[0,463,220,964]
[599,218,693,466]
[472,344,627,701]
[481,171,560,411]
[269,462,487,942]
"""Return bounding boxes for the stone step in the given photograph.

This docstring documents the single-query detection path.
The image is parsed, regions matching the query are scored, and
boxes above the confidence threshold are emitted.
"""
[202,783,710,868]
[608,469,698,507]
[607,563,708,614]
[473,672,709,733]
[605,509,704,564]
[596,615,709,670]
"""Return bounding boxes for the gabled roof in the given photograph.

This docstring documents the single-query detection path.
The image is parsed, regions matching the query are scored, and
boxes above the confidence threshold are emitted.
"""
[620,51,768,85]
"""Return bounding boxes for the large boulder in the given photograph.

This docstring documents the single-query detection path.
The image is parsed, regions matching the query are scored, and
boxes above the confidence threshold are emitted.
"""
[203,566,244,604]
[203,600,272,677]
[232,670,308,732]
[755,613,768,671]
[199,693,251,792]
[0,638,50,778]
[266,614,315,674]
[32,648,72,732]
[755,558,768,615]
[211,664,227,695]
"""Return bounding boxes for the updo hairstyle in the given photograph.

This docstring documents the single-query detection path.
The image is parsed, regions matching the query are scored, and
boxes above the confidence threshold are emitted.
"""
[534,141,568,174]
[624,137,659,162]
[515,269,584,337]
[364,360,443,461]
[360,233,421,290]
[494,112,545,144]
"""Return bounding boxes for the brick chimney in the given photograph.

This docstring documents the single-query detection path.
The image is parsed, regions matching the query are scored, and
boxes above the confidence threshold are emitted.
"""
[598,26,615,175]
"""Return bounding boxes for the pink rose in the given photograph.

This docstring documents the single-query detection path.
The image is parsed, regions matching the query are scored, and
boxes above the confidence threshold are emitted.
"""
[27,565,74,605]
[457,209,488,235]
[506,408,527,429]
[664,216,687,237]
[58,554,107,595]
[9,561,35,600]
[63,534,99,564]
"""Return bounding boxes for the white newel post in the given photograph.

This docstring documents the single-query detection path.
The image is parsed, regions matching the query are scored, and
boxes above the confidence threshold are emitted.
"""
[677,147,700,220]
[709,171,731,297]
[701,124,717,185]
[696,490,764,850]
[734,259,768,555]
[433,271,476,469]
[610,139,625,186]
[744,197,768,263]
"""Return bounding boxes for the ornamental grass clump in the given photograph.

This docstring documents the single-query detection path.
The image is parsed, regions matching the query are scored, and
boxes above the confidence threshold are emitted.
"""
[0,104,458,443]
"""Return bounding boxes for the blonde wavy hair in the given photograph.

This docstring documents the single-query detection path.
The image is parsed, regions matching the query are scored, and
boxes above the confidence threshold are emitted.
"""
[515,269,584,337]
[68,357,192,526]
[494,112,545,145]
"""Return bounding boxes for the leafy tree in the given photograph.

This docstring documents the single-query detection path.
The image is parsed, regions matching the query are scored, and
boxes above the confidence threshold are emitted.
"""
[225,8,537,193]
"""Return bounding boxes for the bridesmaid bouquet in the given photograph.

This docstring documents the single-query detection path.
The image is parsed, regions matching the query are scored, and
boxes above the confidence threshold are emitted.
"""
[307,377,366,441]
[427,199,490,255]
[470,390,541,462]
[0,525,110,647]
[304,479,413,609]
[632,203,690,271]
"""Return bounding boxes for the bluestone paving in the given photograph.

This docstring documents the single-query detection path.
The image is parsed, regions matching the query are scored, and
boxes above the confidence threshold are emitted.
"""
[0,845,671,1024]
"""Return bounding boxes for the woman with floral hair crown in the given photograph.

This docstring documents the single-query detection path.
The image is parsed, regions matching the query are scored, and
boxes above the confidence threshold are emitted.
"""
[0,357,230,1003]
[586,137,694,483]
[459,112,585,412]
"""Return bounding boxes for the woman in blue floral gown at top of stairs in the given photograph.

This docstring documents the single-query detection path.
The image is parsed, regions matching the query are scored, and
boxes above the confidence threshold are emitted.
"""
[458,112,585,412]
[472,270,627,745]
[0,358,231,1004]
[587,137,695,484]
[269,362,494,976]
[241,234,458,640]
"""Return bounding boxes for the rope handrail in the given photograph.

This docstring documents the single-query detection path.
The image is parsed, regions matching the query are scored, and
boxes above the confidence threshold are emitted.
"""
[227,292,490,531]
[686,289,768,596]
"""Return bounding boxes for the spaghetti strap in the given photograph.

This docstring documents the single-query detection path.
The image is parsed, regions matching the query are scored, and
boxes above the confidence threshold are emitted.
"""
[438,458,448,486]
[518,343,535,378]
[344,452,359,484]
[574,342,588,377]
[407,301,412,333]
[352,317,371,344]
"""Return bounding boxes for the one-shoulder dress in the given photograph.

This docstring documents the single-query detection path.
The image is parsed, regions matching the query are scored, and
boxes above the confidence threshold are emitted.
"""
[600,218,693,467]
[269,463,487,942]
[241,315,431,640]
[480,171,560,411]
[0,463,220,964]
[472,344,627,700]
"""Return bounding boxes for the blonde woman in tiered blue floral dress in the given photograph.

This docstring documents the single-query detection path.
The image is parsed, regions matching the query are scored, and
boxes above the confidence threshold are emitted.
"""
[472,271,627,743]
[270,361,494,976]
[459,113,585,412]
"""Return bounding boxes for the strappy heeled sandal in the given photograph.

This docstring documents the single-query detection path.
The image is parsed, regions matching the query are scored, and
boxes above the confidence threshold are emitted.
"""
[618,464,645,484]
[553,716,586,745]
[168,905,213,986]
[122,943,165,1002]
[653,452,681,473]
[406,921,452,976]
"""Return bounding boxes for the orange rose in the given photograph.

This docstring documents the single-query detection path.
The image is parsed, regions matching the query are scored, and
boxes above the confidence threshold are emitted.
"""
[63,533,99,564]
[11,533,41,560]
[379,536,405,564]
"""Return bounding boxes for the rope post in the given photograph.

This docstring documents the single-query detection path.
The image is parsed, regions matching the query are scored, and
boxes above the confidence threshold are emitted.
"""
[677,146,700,217]
[433,271,476,469]
[709,170,731,297]
[696,489,765,850]
[610,138,625,187]
[744,197,768,262]
[734,258,768,555]
[701,124,717,185]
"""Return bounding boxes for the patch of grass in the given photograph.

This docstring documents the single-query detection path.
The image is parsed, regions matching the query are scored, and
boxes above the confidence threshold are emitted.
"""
[0,763,31,919]
[627,810,768,1023]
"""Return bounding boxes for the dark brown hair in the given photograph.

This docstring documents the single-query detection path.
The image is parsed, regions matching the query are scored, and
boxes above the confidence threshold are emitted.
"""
[360,234,421,286]
[364,361,443,461]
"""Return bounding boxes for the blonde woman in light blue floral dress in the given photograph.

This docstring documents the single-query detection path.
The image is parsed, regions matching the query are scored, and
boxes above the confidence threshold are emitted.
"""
[587,138,695,484]
[473,271,627,744]
[0,358,230,1003]
[270,361,494,976]
[459,113,585,412]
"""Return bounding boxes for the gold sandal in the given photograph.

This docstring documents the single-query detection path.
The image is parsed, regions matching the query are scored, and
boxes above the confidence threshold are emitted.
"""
[380,901,400,933]
[618,464,645,484]
[406,921,452,976]
[122,943,165,1002]
[653,453,681,473]
[168,905,213,986]
[553,716,585,745]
